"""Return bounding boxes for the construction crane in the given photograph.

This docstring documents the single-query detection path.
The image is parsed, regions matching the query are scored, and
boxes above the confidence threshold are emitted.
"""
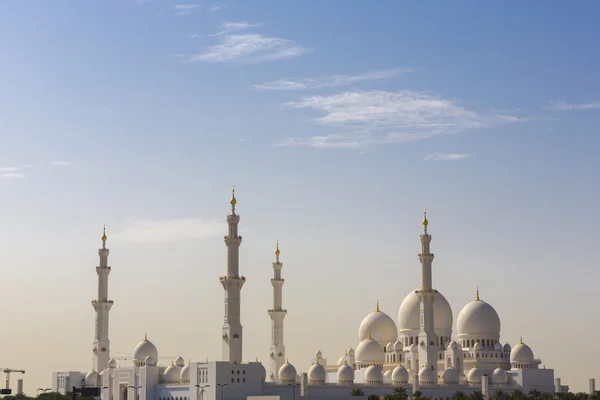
[1,368,25,391]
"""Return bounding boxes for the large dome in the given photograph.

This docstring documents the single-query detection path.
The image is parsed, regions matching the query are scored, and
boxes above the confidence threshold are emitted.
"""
[355,335,384,364]
[398,289,453,334]
[391,366,409,384]
[358,304,398,346]
[337,361,354,383]
[457,297,501,336]
[133,335,158,361]
[279,361,297,384]
[308,363,326,384]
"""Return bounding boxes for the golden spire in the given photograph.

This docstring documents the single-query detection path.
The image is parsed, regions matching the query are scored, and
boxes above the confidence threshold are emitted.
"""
[376,299,380,312]
[519,337,523,344]
[422,208,429,228]
[256,357,259,363]
[206,357,209,363]
[101,225,107,242]
[171,361,175,366]
[286,358,289,364]
[475,287,480,301]
[275,241,280,256]
[230,186,237,206]
[367,331,372,340]
[344,349,348,356]
[188,359,191,365]
[144,333,148,341]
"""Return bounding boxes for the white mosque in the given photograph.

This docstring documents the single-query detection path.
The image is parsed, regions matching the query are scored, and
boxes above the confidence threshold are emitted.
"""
[51,189,563,400]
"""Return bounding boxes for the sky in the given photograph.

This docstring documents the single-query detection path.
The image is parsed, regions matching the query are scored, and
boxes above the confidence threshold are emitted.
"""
[1,0,600,394]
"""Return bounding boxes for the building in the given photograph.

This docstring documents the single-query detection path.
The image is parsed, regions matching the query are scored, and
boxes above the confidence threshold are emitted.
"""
[52,190,561,400]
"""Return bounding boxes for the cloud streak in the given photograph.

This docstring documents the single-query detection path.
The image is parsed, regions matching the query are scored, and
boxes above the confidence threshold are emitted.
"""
[174,3,201,16]
[277,90,519,149]
[545,101,600,111]
[424,153,469,161]
[112,218,223,244]
[188,34,309,63]
[251,68,415,91]
[187,21,309,63]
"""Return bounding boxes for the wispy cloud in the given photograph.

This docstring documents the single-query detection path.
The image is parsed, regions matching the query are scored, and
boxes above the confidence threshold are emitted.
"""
[112,218,223,244]
[544,101,600,111]
[174,3,201,16]
[188,32,309,63]
[50,160,71,166]
[277,90,519,149]
[424,153,469,161]
[221,21,264,31]
[0,167,25,179]
[251,68,415,91]
[209,3,226,12]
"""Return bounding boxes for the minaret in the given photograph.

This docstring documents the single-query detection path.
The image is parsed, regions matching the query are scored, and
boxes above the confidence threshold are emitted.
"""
[416,210,439,371]
[268,241,287,382]
[220,187,245,363]
[92,226,113,372]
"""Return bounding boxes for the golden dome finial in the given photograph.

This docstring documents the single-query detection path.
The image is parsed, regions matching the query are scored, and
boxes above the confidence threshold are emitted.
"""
[230,185,237,206]
[376,299,380,312]
[422,208,429,228]
[519,336,523,344]
[101,225,107,243]
[206,357,209,363]
[285,358,289,364]
[367,331,372,340]
[275,241,280,256]
[188,359,191,365]
[144,333,147,341]
[475,287,480,301]
[344,349,348,356]
[171,360,175,366]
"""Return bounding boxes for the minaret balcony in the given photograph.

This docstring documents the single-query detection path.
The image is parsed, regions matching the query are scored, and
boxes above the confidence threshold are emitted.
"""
[91,300,114,304]
[267,308,288,313]
[220,275,246,281]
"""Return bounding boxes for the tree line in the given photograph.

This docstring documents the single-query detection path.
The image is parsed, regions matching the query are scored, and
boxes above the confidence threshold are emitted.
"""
[349,387,600,400]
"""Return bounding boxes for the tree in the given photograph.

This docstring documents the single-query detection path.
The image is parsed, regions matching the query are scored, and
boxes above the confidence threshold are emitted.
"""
[393,387,409,400]
[528,389,542,400]
[368,395,380,400]
[470,391,484,400]
[452,391,469,400]
[511,390,527,400]
[351,388,366,397]
[413,390,423,400]
[492,390,507,400]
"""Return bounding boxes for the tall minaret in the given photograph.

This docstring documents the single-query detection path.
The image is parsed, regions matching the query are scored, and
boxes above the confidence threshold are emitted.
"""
[220,187,245,364]
[268,241,287,382]
[417,210,439,370]
[92,226,113,372]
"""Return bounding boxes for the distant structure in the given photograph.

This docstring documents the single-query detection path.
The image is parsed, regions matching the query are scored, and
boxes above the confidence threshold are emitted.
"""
[51,192,564,400]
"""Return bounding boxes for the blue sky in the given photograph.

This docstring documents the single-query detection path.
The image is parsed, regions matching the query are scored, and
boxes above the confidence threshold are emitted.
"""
[1,0,600,394]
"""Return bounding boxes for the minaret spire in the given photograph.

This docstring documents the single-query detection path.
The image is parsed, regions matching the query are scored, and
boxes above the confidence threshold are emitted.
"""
[92,226,114,372]
[416,210,439,371]
[221,187,245,363]
[268,240,287,382]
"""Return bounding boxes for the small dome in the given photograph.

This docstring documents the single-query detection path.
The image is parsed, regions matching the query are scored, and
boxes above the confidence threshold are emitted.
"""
[355,336,384,364]
[84,370,98,387]
[468,366,483,384]
[145,356,156,366]
[385,342,394,352]
[447,340,459,351]
[473,342,482,351]
[163,363,180,383]
[133,335,159,361]
[337,362,354,383]
[492,367,508,384]
[347,348,355,357]
[409,343,418,353]
[365,365,383,384]
[358,308,398,347]
[503,343,512,353]
[108,359,117,369]
[457,298,501,336]
[391,365,409,384]
[418,366,436,385]
[393,340,403,351]
[279,361,297,384]
[180,363,190,381]
[494,342,504,351]
[398,290,454,335]
[175,356,185,367]
[510,341,534,363]
[315,350,323,359]
[308,363,326,384]
[442,367,459,384]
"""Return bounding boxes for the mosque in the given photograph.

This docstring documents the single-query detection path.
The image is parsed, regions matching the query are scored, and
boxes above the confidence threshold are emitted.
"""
[51,189,562,400]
